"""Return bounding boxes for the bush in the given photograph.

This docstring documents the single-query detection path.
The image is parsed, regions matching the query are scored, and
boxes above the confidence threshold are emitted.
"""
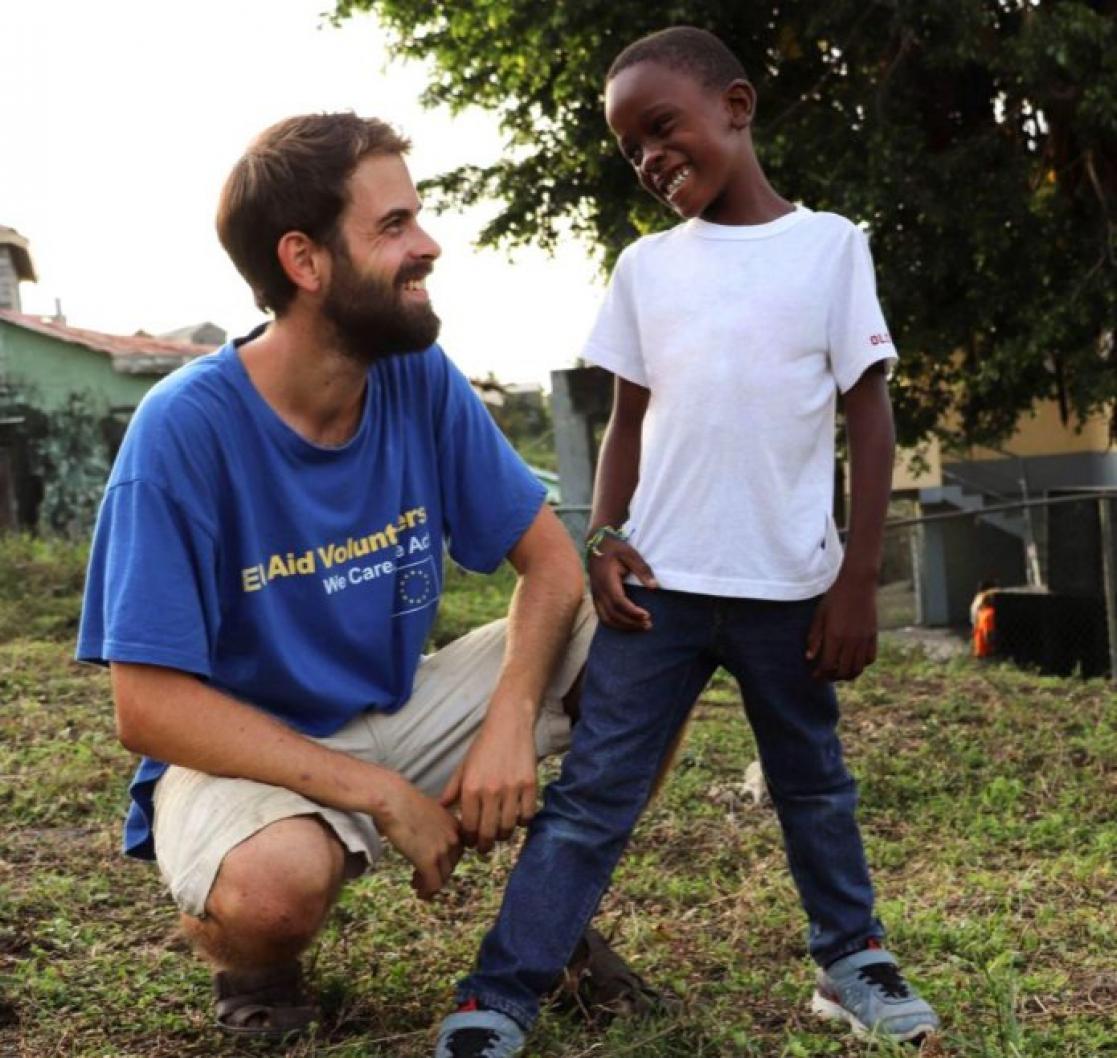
[429,562,518,648]
[30,391,112,539]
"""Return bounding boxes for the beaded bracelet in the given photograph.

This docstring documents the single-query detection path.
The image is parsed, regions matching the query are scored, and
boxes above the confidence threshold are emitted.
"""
[584,524,628,564]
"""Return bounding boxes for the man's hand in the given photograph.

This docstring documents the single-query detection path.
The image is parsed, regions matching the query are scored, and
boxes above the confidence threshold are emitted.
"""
[805,572,878,681]
[373,774,463,899]
[587,537,658,631]
[439,711,538,854]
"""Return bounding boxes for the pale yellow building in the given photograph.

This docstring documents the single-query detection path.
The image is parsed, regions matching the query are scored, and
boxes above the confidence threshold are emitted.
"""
[888,399,1114,630]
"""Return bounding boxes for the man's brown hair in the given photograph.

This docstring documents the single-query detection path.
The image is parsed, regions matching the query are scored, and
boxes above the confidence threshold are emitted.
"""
[216,113,410,315]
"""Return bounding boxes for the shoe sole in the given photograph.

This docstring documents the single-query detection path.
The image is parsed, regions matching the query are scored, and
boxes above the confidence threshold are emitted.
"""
[810,990,936,1044]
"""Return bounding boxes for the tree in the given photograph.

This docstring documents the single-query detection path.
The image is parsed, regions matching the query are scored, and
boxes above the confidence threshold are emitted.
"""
[333,0,1116,448]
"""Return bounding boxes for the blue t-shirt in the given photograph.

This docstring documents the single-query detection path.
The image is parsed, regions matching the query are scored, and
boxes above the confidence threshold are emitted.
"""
[77,336,545,860]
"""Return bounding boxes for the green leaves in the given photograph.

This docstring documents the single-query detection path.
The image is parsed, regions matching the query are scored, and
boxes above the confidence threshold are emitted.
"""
[337,0,1116,448]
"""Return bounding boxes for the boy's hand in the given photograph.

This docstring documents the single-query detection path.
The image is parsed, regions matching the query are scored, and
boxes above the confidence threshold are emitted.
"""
[587,537,658,631]
[439,710,538,854]
[805,573,878,681]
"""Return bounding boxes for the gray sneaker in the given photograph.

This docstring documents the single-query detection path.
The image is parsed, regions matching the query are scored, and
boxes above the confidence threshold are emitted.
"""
[434,1009,526,1058]
[811,948,939,1042]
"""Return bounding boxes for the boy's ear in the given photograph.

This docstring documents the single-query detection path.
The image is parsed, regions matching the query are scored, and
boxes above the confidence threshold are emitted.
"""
[724,79,756,130]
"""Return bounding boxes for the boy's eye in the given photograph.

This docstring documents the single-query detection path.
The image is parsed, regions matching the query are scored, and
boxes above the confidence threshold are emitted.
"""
[620,141,643,166]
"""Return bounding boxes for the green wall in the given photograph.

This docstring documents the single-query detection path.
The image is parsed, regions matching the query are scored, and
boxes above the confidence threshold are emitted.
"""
[0,322,160,411]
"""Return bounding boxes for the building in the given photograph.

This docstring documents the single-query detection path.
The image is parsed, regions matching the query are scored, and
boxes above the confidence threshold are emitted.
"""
[0,309,212,411]
[894,401,1116,628]
[0,227,36,313]
[158,321,227,347]
[0,310,214,529]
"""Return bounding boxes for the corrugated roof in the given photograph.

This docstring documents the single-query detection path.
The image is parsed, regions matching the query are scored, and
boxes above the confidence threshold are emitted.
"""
[0,309,215,373]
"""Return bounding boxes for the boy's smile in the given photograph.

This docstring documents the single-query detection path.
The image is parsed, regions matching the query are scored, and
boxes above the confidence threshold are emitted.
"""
[661,165,693,202]
[605,61,775,226]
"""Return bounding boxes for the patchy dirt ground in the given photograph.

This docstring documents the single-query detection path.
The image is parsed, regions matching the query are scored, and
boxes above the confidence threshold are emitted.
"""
[2,633,1115,1057]
[2,550,1115,1056]
[882,626,970,662]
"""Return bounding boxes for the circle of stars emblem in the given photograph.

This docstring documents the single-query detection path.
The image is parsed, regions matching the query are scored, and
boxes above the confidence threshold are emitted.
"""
[398,567,433,607]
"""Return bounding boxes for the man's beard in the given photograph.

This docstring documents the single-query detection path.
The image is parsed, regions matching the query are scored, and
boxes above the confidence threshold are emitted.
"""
[321,249,441,365]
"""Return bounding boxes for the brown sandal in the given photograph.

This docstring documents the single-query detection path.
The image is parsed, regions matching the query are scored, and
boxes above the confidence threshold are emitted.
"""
[214,962,318,1038]
[555,927,680,1022]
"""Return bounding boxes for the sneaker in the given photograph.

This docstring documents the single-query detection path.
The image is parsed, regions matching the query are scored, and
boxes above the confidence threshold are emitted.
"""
[811,948,940,1042]
[434,1009,526,1058]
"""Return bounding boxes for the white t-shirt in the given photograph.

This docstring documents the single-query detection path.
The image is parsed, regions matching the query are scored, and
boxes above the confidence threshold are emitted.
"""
[581,207,895,600]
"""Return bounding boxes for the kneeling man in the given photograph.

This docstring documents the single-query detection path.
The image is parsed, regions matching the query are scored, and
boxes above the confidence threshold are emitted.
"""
[77,113,644,1037]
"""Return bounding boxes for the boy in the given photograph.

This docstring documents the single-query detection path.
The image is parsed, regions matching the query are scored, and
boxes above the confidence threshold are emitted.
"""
[436,27,939,1056]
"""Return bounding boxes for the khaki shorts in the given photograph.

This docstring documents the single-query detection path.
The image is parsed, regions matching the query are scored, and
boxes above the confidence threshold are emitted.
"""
[152,597,596,917]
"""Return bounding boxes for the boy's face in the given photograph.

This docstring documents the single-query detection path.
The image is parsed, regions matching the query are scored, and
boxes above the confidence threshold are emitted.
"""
[605,61,754,224]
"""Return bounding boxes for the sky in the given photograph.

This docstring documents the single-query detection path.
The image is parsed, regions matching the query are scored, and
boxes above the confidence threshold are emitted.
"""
[0,0,607,386]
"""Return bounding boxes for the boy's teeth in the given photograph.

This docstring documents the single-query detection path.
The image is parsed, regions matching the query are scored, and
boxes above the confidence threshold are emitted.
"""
[665,168,690,198]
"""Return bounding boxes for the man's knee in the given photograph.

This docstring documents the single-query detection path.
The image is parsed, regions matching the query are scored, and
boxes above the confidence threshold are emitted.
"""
[204,815,348,945]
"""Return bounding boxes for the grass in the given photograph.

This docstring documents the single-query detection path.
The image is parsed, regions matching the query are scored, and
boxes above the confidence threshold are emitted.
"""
[1,537,1116,1056]
[0,534,88,644]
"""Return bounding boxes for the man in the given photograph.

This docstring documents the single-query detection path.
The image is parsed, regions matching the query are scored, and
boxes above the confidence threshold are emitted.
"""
[77,113,648,1037]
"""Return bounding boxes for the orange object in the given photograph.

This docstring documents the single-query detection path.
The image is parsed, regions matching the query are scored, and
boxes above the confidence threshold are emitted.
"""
[972,595,996,657]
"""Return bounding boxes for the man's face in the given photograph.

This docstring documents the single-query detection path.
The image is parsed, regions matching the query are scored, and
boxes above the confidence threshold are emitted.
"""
[321,154,442,363]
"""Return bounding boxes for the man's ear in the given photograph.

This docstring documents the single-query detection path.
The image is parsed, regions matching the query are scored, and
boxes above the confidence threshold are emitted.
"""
[276,231,330,296]
[725,79,756,131]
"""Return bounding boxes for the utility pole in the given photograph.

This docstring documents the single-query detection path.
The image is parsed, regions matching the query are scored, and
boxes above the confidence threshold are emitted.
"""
[1098,495,1117,681]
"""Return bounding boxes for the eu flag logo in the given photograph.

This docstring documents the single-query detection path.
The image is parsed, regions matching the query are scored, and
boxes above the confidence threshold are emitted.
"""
[393,555,439,616]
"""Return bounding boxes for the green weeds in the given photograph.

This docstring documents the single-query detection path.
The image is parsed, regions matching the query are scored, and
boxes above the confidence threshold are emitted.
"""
[1,551,1115,1055]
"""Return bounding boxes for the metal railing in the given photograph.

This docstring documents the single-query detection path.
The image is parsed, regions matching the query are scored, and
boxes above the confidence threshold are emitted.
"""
[877,491,1115,678]
[557,493,1117,679]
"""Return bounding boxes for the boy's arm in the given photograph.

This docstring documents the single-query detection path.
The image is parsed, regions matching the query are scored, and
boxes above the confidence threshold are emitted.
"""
[438,504,584,853]
[806,362,895,680]
[586,377,658,630]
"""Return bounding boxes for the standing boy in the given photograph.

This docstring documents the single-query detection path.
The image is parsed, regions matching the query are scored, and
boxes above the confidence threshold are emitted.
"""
[436,27,939,1056]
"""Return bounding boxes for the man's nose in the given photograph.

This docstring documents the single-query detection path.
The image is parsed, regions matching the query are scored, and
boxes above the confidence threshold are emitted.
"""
[415,224,441,260]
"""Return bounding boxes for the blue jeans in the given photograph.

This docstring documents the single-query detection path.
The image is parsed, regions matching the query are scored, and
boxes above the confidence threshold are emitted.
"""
[458,588,884,1029]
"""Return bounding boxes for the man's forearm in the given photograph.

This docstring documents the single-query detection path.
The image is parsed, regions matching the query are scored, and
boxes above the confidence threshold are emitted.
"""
[111,663,401,817]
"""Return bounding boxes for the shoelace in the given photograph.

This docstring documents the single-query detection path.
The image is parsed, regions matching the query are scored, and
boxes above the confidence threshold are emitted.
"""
[447,1027,500,1058]
[857,961,912,1000]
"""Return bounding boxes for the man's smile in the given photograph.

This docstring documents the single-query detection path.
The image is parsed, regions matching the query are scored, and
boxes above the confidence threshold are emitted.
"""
[401,277,429,300]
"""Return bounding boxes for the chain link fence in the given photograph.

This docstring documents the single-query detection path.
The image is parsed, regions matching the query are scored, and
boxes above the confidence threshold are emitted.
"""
[876,492,1116,679]
[558,492,1117,680]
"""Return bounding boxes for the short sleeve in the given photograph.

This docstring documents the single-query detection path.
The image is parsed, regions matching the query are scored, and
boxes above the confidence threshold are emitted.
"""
[827,228,897,393]
[580,246,649,387]
[76,479,221,676]
[433,354,546,573]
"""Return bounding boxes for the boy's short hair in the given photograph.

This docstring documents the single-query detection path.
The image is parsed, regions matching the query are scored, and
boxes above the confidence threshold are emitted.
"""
[216,113,410,315]
[607,26,748,90]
